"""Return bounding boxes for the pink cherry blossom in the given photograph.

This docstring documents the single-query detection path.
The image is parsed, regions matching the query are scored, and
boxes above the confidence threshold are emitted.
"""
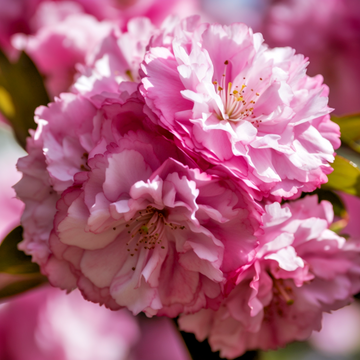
[262,0,360,115]
[73,17,156,104]
[14,92,97,268]
[179,196,360,358]
[15,83,262,317]
[140,18,340,199]
[0,285,190,360]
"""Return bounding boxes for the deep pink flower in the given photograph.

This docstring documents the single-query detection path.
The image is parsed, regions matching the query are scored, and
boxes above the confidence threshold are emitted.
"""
[15,85,262,316]
[140,18,340,199]
[179,196,360,358]
[0,285,190,360]
[262,0,360,115]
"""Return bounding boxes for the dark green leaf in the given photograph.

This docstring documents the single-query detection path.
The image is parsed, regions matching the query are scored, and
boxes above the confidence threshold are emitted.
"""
[332,114,360,153]
[174,317,259,360]
[0,226,40,274]
[310,189,346,217]
[323,155,360,197]
[0,50,49,148]
[0,274,47,300]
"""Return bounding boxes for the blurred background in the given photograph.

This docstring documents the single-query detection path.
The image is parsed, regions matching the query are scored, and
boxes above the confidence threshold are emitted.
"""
[1,0,360,359]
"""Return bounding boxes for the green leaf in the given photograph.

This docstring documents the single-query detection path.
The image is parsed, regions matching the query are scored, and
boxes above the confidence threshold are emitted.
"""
[323,155,360,197]
[310,189,346,217]
[0,50,49,148]
[0,274,47,300]
[0,226,40,274]
[0,86,15,118]
[332,114,360,153]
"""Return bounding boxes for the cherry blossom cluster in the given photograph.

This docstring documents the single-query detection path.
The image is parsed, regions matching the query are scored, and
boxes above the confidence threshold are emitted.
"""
[14,14,360,358]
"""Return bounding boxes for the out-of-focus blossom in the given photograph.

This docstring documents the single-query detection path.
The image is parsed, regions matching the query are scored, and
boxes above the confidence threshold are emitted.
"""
[339,192,360,239]
[0,0,41,52]
[0,286,139,360]
[263,0,360,115]
[1,0,200,54]
[14,66,262,317]
[1,0,200,97]
[71,0,200,27]
[133,316,191,360]
[141,18,340,200]
[179,196,360,358]
[13,3,113,98]
[200,0,271,30]
[0,124,25,241]
[309,301,360,356]
[0,285,190,360]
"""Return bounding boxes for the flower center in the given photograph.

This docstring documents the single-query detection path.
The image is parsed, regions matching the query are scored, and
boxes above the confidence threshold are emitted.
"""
[271,276,294,306]
[213,60,262,127]
[80,152,90,171]
[125,206,185,264]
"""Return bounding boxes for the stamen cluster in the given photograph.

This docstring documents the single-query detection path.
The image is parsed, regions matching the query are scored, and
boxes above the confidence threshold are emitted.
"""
[213,60,261,126]
[125,206,184,259]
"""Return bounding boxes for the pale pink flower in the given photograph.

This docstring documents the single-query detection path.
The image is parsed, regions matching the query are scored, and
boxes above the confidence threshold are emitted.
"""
[309,302,360,356]
[179,196,360,358]
[262,0,360,115]
[15,85,262,317]
[141,19,340,199]
[14,93,98,268]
